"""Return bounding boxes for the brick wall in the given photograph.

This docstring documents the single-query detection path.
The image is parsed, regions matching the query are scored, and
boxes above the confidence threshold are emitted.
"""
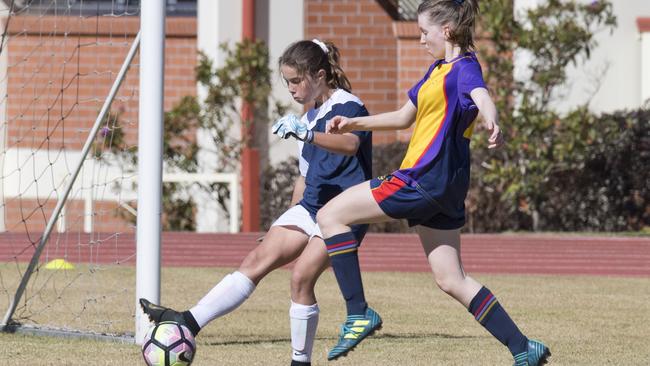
[6,15,197,150]
[3,198,134,234]
[305,4,493,143]
[305,0,400,144]
[2,15,196,233]
[394,21,436,142]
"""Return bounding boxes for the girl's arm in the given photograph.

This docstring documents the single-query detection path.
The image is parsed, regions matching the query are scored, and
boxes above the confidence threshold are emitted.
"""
[470,87,503,149]
[290,175,306,206]
[312,132,361,156]
[327,100,417,134]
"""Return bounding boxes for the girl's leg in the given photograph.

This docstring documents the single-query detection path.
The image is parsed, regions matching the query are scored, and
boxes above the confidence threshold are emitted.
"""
[316,181,389,316]
[288,236,330,365]
[188,225,309,329]
[316,181,389,360]
[140,225,310,336]
[416,226,530,359]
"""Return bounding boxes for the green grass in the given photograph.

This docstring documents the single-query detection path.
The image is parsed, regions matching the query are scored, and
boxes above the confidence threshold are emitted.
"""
[1,266,649,365]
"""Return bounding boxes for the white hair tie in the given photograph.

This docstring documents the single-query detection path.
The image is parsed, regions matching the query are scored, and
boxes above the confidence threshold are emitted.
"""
[312,39,328,54]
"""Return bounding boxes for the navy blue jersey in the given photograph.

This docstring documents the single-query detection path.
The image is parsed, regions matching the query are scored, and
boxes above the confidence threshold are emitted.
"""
[298,89,372,217]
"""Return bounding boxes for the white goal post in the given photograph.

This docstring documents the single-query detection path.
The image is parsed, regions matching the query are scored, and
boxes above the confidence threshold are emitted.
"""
[135,0,166,344]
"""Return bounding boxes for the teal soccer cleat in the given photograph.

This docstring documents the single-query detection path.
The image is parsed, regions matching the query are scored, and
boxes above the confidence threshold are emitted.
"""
[327,307,382,360]
[513,339,551,366]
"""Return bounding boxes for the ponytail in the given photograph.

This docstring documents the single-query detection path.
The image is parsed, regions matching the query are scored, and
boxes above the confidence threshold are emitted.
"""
[323,41,352,92]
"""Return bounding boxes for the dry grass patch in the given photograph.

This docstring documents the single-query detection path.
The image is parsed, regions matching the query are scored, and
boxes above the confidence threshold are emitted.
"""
[1,266,648,365]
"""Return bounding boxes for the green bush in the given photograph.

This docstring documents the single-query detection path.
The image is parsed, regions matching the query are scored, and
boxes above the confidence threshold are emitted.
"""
[541,108,650,231]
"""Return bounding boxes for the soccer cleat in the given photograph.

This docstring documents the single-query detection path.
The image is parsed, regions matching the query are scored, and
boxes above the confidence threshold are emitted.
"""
[327,307,382,360]
[513,339,551,366]
[139,298,185,325]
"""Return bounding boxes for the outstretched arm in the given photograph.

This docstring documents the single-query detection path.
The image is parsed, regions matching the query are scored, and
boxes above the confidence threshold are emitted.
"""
[327,100,417,134]
[470,87,504,149]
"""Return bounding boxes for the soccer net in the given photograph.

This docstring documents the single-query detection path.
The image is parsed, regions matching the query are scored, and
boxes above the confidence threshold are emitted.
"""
[0,0,142,341]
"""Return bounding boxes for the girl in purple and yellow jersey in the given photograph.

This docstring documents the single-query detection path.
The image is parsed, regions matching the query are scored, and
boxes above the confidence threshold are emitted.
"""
[317,1,550,365]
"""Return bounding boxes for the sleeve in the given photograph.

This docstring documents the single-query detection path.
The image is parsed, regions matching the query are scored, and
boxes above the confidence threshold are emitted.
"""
[407,63,436,108]
[328,100,371,143]
[457,61,487,109]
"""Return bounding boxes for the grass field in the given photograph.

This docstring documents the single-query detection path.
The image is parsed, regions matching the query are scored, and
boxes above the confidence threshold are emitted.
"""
[1,266,649,365]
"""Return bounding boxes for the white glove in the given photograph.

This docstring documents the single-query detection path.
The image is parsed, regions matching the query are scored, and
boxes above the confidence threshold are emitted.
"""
[272,114,314,143]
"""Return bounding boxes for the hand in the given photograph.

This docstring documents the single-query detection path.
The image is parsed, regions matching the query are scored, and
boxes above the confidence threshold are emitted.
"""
[272,114,312,142]
[484,120,504,149]
[326,116,352,134]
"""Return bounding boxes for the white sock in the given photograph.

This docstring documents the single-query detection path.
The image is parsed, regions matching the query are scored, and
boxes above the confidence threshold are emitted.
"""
[189,271,256,328]
[290,301,319,363]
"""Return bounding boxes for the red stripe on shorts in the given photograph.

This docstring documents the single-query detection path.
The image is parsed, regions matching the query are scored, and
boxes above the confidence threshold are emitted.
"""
[371,177,406,204]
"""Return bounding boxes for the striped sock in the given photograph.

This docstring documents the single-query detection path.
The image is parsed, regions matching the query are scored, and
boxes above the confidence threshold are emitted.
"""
[468,287,528,356]
[325,232,367,315]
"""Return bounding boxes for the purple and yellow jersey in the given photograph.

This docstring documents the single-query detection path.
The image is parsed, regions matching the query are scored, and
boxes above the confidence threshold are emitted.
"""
[392,52,486,215]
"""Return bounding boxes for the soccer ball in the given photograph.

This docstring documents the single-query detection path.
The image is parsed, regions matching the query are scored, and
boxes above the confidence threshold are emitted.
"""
[142,321,196,366]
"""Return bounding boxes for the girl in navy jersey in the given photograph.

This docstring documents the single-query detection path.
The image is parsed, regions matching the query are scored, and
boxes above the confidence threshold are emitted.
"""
[318,1,550,365]
[140,39,372,366]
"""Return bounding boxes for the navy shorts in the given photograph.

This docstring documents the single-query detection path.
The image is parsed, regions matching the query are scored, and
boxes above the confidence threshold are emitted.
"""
[369,175,465,230]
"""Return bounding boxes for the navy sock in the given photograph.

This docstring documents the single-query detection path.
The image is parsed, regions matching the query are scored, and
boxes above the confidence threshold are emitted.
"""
[325,232,367,316]
[468,287,528,356]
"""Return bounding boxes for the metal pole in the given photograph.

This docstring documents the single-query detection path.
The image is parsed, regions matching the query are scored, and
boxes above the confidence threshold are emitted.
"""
[1,32,141,329]
[135,0,165,344]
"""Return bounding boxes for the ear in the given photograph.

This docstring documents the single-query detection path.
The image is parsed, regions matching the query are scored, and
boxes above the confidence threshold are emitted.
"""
[316,69,326,81]
[442,25,452,40]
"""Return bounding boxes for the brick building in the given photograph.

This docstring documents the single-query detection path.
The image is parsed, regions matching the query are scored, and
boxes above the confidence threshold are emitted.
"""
[0,0,434,233]
[3,0,647,233]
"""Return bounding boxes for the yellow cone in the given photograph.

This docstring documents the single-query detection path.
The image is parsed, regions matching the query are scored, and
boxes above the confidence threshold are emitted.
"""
[44,259,75,270]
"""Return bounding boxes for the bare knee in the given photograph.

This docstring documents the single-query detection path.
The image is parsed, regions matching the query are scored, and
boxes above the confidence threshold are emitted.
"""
[317,206,349,238]
[315,208,333,231]
[238,249,267,284]
[432,269,463,296]
[290,267,316,301]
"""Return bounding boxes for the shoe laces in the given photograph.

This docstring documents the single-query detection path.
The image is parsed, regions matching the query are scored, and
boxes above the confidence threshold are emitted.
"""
[338,317,365,338]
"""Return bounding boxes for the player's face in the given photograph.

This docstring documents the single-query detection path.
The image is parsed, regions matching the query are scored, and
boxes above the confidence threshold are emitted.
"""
[280,65,321,105]
[418,14,447,59]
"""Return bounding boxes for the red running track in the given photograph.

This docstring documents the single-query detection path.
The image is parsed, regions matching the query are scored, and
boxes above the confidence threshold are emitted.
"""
[0,232,648,277]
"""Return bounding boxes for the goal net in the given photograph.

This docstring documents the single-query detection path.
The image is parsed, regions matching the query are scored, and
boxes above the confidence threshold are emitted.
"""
[0,0,142,340]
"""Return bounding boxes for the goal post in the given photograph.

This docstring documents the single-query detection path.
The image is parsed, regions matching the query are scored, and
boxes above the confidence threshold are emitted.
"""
[135,0,166,344]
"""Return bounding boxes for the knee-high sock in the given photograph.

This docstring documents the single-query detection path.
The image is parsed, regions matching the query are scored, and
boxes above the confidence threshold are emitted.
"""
[325,232,367,315]
[189,271,255,328]
[290,301,319,363]
[468,286,528,356]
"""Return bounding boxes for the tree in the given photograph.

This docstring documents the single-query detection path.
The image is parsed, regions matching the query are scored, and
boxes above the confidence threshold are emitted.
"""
[468,0,617,232]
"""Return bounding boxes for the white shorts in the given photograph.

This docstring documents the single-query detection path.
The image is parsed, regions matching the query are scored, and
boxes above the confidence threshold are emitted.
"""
[271,204,323,239]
